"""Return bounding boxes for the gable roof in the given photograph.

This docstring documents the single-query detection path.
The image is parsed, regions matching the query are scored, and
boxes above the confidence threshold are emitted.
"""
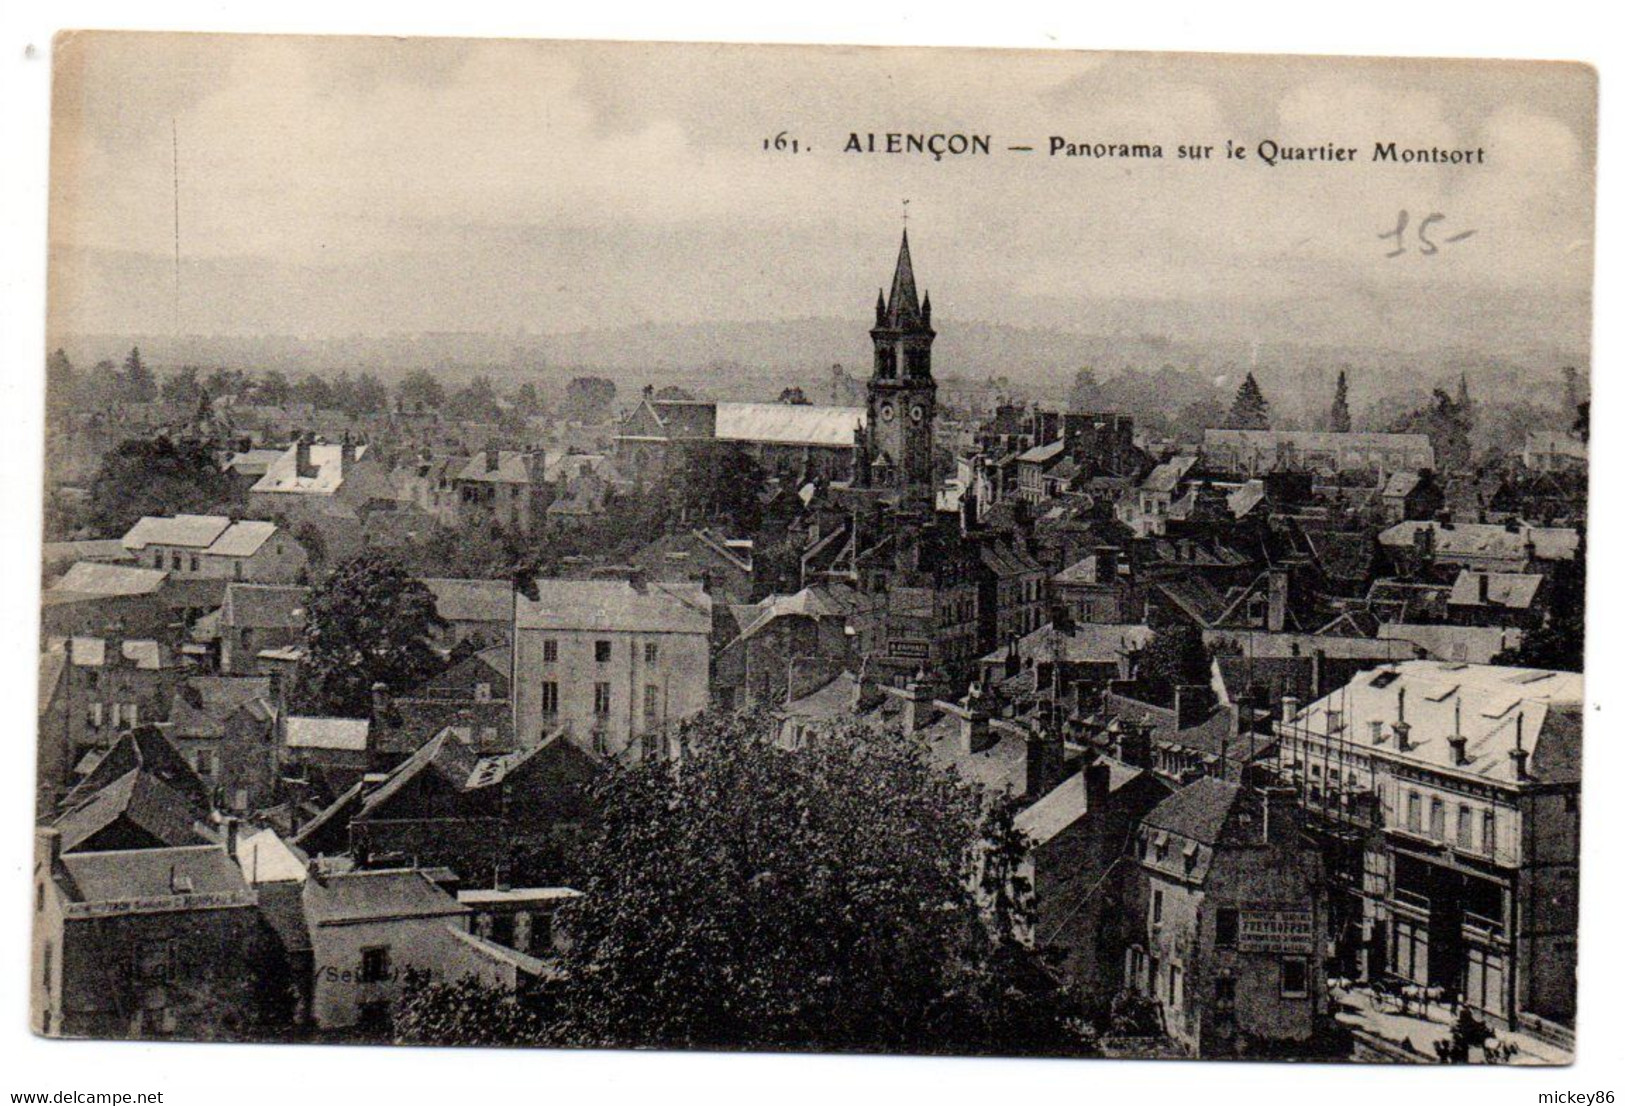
[51,562,167,598]
[223,583,309,630]
[1448,570,1543,609]
[713,402,866,449]
[515,578,711,635]
[1013,758,1148,844]
[424,578,513,624]
[52,769,213,853]
[250,443,368,496]
[286,716,370,752]
[1142,776,1246,845]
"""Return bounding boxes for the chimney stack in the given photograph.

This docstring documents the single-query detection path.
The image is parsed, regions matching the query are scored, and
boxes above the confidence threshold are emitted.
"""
[1083,758,1112,813]
[486,448,501,474]
[341,430,356,467]
[1267,566,1289,633]
[223,815,240,860]
[1477,572,1491,605]
[1281,694,1300,724]
[1259,785,1301,845]
[295,433,316,480]
[1511,711,1531,781]
[36,827,62,876]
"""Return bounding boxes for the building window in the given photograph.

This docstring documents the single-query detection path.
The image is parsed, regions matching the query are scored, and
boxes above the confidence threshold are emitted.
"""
[135,939,174,983]
[360,946,392,984]
[1457,805,1475,850]
[1280,957,1309,998]
[1405,791,1422,833]
[543,639,558,664]
[1151,888,1164,926]
[595,640,612,663]
[1214,976,1236,1012]
[1483,810,1497,855]
[1393,919,1429,985]
[644,642,659,665]
[594,682,611,717]
[1215,907,1238,948]
[189,555,199,572]
[42,941,52,991]
[1169,964,1183,1008]
[171,552,182,571]
[1429,797,1445,838]
[540,681,559,718]
[643,683,660,727]
[88,702,103,727]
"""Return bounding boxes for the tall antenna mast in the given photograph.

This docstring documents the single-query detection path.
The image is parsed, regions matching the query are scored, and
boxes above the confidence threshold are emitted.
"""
[172,117,182,339]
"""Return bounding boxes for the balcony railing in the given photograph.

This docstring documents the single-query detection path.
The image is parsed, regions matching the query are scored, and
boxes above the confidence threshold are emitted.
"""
[1393,887,1430,912]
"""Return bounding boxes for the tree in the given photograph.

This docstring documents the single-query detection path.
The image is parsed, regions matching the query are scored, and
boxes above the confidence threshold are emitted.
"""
[393,970,548,1047]
[120,346,158,403]
[1327,370,1352,433]
[299,552,447,717]
[202,367,249,400]
[448,375,502,422]
[562,376,617,423]
[1390,388,1472,471]
[45,348,76,417]
[397,369,447,414]
[254,370,292,406]
[777,386,810,405]
[667,443,766,532]
[511,381,544,416]
[352,372,389,415]
[545,711,1082,1054]
[1068,367,1105,412]
[1134,624,1210,705]
[161,365,204,406]
[87,436,242,536]
[291,372,334,409]
[1494,535,1585,672]
[1225,372,1270,430]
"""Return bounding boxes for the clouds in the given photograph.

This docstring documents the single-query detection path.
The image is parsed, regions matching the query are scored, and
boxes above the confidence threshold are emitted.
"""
[48,33,1595,351]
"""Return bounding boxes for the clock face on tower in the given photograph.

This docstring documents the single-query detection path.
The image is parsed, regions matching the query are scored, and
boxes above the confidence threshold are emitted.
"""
[880,403,895,422]
[909,404,924,423]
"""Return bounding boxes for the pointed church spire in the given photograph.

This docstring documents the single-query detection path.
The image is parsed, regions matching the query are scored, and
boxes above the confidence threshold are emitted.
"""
[921,290,931,325]
[876,289,887,326]
[887,229,921,324]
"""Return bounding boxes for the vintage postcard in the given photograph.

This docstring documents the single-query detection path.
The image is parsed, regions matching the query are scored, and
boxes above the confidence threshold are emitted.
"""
[33,33,1594,1063]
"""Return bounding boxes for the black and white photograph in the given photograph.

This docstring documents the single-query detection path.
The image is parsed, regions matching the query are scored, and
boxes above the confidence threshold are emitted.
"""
[20,26,1598,1072]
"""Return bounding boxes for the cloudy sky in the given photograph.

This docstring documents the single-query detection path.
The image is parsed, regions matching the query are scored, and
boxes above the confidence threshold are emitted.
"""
[47,33,1596,351]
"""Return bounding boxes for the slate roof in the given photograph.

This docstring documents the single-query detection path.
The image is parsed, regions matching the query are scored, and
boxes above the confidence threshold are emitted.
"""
[223,583,309,630]
[1013,758,1147,845]
[1379,520,1580,562]
[1448,571,1543,609]
[237,828,309,884]
[67,637,175,670]
[302,868,467,926]
[52,769,213,853]
[424,578,513,624]
[1142,776,1246,845]
[714,402,865,449]
[285,717,370,752]
[123,514,232,551]
[250,443,367,495]
[515,578,712,635]
[1291,660,1582,786]
[455,451,536,484]
[51,562,167,598]
[58,844,250,904]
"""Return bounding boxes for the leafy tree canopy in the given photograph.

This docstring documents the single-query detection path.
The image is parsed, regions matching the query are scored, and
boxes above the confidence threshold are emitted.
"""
[299,552,448,717]
[87,436,242,537]
[546,711,1082,1055]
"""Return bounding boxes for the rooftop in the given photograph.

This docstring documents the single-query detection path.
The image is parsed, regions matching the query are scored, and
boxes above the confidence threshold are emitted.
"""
[302,868,467,926]
[1289,660,1582,786]
[59,844,251,906]
[515,577,712,635]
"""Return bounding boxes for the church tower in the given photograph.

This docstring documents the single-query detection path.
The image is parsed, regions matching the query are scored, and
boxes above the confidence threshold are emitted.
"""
[860,229,937,507]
